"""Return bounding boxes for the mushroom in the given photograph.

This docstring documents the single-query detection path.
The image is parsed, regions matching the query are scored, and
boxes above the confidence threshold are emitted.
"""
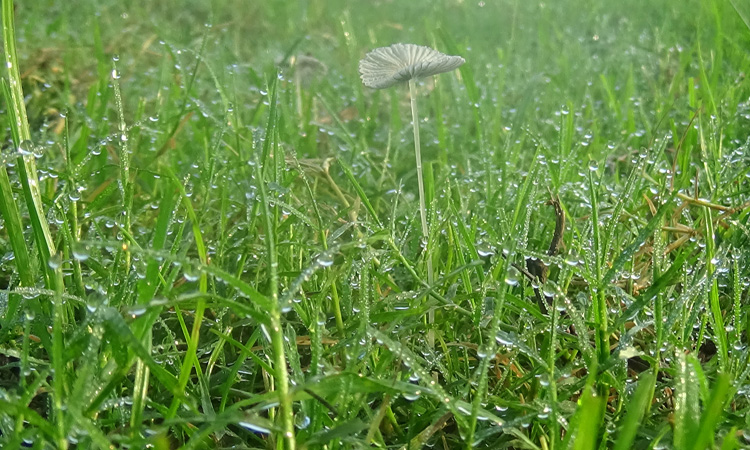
[359,43,464,90]
[359,43,464,343]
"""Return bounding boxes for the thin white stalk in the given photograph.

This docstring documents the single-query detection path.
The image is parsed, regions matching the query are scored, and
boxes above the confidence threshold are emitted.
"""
[409,79,435,347]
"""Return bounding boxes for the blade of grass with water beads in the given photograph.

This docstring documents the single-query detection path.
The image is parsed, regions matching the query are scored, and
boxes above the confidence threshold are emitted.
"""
[2,1,59,292]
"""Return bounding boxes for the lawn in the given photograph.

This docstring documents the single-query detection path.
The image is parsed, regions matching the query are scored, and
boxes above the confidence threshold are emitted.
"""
[1,0,750,448]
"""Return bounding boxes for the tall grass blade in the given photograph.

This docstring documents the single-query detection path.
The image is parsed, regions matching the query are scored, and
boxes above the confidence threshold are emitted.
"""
[674,352,701,448]
[573,385,604,450]
[255,75,295,449]
[689,373,731,450]
[164,166,209,419]
[613,371,655,450]
[0,79,32,289]
[2,0,59,289]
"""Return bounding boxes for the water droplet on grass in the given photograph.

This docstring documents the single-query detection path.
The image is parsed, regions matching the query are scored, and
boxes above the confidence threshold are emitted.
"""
[504,267,519,286]
[184,266,200,282]
[48,254,63,270]
[316,252,335,267]
[403,391,421,401]
[238,421,270,434]
[476,245,494,257]
[18,140,34,156]
[295,414,310,429]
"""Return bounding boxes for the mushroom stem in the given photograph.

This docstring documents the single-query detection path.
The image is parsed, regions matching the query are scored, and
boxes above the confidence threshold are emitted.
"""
[409,78,435,346]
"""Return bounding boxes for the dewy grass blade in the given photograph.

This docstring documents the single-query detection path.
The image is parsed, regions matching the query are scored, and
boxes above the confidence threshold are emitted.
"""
[731,255,743,374]
[674,352,700,449]
[0,131,36,329]
[131,189,177,434]
[573,384,605,450]
[133,189,177,333]
[2,0,59,289]
[165,167,209,420]
[690,373,731,450]
[254,156,296,449]
[0,80,33,290]
[261,75,278,171]
[587,168,608,365]
[254,76,294,449]
[99,307,182,393]
[111,57,133,266]
[613,370,655,450]
[704,207,728,371]
[338,159,382,229]
[50,254,67,449]
[61,114,86,298]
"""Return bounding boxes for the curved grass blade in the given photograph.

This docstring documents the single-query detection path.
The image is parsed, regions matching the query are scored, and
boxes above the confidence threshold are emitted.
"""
[2,0,59,290]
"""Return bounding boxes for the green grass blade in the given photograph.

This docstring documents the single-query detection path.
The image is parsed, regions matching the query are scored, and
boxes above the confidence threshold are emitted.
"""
[0,135,35,331]
[704,206,728,371]
[164,167,209,419]
[729,0,750,30]
[573,384,605,450]
[2,0,59,290]
[254,74,295,449]
[255,154,296,448]
[50,255,67,449]
[0,79,33,289]
[689,373,731,450]
[338,158,382,229]
[587,168,609,364]
[674,352,701,449]
[613,371,655,450]
[130,188,177,433]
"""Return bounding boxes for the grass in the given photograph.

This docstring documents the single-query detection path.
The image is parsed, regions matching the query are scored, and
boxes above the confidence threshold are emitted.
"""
[0,0,749,448]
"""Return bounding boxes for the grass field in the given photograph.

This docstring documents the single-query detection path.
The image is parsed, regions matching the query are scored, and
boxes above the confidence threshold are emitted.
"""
[1,0,750,448]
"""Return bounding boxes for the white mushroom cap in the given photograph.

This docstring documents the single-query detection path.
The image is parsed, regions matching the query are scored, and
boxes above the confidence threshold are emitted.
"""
[359,43,465,90]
